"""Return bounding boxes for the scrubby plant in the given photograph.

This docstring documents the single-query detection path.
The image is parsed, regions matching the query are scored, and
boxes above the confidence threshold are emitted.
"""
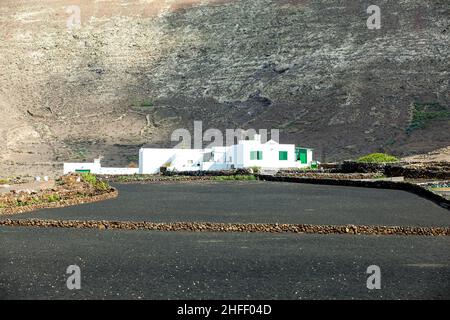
[357,153,398,163]
[80,173,110,191]
[81,172,97,185]
[95,180,110,191]
[15,199,30,207]
[47,194,61,203]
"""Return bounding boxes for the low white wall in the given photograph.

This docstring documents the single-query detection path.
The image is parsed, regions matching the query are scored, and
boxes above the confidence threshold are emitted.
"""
[201,162,231,171]
[98,167,139,175]
[64,163,138,175]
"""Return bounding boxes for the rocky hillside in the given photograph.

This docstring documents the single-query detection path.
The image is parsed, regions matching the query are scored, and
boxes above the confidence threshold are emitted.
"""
[0,0,449,176]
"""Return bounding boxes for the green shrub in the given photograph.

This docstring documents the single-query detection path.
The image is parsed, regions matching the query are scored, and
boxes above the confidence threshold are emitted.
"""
[16,200,30,207]
[80,173,111,191]
[81,173,97,186]
[0,178,9,184]
[310,161,319,169]
[95,180,110,191]
[357,153,398,163]
[47,194,61,203]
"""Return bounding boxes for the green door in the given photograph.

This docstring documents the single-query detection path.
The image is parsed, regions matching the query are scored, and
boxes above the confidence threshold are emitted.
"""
[296,148,308,164]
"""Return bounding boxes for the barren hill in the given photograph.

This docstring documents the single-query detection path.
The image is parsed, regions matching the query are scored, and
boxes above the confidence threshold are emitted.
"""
[0,0,449,177]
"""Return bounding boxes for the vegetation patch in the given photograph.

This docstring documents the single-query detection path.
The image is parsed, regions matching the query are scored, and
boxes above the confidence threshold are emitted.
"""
[0,174,116,216]
[406,102,450,133]
[357,153,398,163]
[81,172,98,185]
[211,175,257,181]
[47,194,61,203]
[81,173,112,191]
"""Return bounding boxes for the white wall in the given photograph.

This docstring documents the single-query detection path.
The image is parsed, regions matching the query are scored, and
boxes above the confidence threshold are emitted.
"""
[237,140,298,169]
[211,146,233,163]
[201,162,231,171]
[307,149,314,166]
[139,148,204,174]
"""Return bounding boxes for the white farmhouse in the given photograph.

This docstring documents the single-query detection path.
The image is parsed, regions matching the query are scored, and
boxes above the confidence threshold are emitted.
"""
[139,135,313,174]
[64,135,314,175]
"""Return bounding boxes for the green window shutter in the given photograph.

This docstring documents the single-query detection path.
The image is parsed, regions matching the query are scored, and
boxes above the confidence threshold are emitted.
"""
[251,151,263,160]
[279,151,288,160]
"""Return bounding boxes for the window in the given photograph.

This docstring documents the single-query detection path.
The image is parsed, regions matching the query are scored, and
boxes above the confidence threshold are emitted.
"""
[279,151,288,161]
[250,151,263,160]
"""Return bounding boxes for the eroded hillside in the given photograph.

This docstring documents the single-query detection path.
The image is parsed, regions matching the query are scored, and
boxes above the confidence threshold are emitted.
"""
[0,0,449,176]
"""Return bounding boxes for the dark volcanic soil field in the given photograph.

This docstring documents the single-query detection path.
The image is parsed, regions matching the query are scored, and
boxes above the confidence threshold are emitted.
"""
[4,181,450,227]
